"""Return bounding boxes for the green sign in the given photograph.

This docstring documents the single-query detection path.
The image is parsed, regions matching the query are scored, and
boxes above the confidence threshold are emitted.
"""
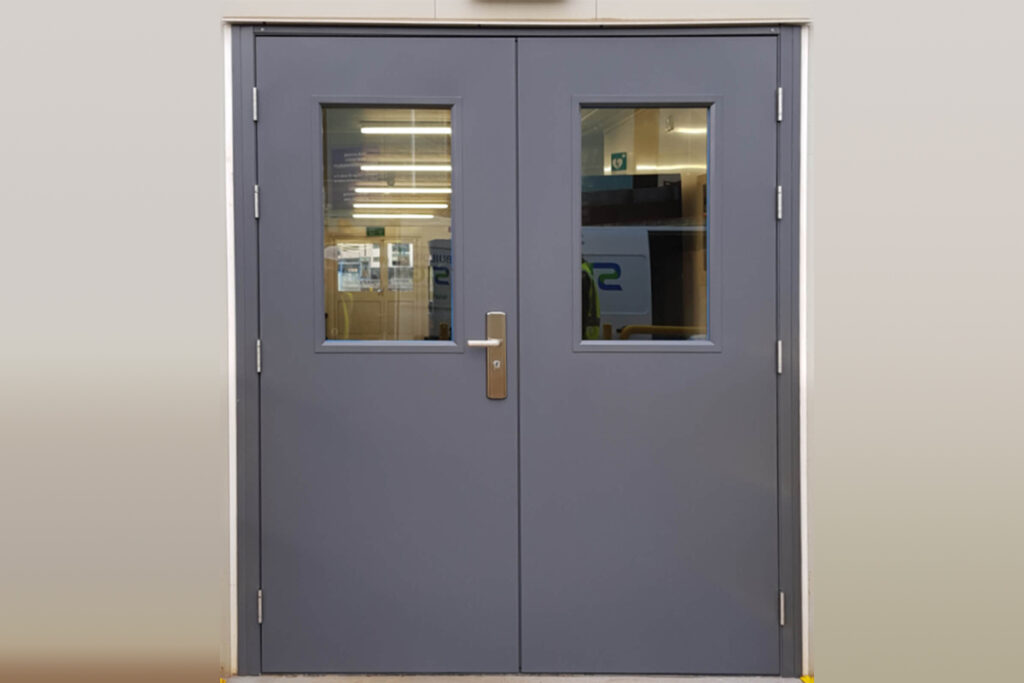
[610,152,628,173]
[366,226,385,237]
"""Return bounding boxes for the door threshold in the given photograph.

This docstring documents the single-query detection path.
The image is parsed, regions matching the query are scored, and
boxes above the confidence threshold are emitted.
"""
[231,677,800,682]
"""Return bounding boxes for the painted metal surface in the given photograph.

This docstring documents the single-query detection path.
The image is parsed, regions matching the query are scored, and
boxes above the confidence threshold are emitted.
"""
[776,26,804,677]
[517,36,781,674]
[231,24,262,676]
[256,35,519,672]
[241,27,800,677]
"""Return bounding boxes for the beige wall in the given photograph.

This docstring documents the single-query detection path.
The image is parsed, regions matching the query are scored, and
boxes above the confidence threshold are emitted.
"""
[1,2,1021,682]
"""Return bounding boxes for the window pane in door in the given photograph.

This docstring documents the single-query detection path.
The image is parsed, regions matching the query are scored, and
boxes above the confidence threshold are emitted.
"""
[580,106,708,341]
[323,105,453,341]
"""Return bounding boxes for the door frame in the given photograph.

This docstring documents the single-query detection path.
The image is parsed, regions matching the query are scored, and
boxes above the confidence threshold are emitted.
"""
[230,23,803,677]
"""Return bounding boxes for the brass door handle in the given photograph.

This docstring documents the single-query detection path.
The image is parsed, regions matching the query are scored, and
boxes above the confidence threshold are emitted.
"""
[467,312,507,400]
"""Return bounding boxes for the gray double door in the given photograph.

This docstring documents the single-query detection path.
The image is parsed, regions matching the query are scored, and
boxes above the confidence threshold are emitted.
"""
[257,33,780,675]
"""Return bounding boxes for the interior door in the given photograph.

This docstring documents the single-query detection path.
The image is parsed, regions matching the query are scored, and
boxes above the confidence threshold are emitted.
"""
[517,37,781,674]
[256,36,519,673]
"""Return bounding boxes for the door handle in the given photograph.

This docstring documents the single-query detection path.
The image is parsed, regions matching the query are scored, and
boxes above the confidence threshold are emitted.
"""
[467,312,507,400]
[466,338,501,347]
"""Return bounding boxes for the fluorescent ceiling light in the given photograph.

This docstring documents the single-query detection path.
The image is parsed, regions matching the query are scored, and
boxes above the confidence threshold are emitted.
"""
[636,163,707,171]
[353,202,448,210]
[361,164,452,172]
[360,126,452,135]
[602,163,707,172]
[671,127,707,135]
[352,213,434,220]
[354,187,452,194]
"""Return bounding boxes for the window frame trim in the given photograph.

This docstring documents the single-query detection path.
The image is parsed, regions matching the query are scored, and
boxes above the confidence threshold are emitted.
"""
[313,96,465,354]
[571,95,724,354]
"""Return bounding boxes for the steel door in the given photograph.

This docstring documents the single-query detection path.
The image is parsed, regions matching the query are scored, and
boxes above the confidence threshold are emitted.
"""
[254,32,783,676]
[256,36,519,673]
[517,37,781,674]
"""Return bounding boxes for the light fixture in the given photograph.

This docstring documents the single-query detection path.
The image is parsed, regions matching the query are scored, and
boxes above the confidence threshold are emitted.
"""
[671,127,707,135]
[636,164,707,171]
[354,187,452,194]
[361,164,452,172]
[360,126,452,135]
[352,213,434,220]
[352,202,448,209]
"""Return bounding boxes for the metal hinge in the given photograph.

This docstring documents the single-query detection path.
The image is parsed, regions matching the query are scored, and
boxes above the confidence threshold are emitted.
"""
[252,87,258,122]
[776,185,783,220]
[779,590,786,626]
[257,589,263,624]
[776,340,783,375]
[776,87,783,122]
[254,185,260,219]
[256,339,262,374]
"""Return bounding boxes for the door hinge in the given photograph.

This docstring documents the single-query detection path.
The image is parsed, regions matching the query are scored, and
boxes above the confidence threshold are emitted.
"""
[779,590,786,626]
[256,339,262,374]
[257,589,263,624]
[776,86,783,122]
[253,185,260,220]
[776,340,783,375]
[252,87,258,122]
[776,185,783,220]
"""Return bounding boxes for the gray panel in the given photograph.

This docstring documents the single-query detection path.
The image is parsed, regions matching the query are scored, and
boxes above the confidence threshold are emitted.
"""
[777,25,803,677]
[231,24,262,676]
[517,37,781,674]
[256,36,519,673]
[243,27,801,677]
[253,25,783,38]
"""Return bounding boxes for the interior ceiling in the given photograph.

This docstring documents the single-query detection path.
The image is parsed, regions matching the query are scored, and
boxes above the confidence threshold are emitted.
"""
[354,107,452,124]
[581,106,707,136]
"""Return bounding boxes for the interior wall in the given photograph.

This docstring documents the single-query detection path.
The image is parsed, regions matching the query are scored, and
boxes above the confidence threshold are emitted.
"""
[1,2,1021,683]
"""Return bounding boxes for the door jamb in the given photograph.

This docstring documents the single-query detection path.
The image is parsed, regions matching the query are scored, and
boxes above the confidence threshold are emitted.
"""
[776,25,803,677]
[230,24,262,675]
[230,23,804,677]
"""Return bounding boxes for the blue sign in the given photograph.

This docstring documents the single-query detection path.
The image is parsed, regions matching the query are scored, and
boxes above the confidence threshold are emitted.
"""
[592,262,623,291]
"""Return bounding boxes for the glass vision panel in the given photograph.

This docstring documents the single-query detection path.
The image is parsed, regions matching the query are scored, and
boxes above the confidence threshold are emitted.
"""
[581,107,709,341]
[323,106,453,341]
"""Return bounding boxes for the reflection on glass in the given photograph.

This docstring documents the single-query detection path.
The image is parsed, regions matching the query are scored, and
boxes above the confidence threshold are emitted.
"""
[322,106,453,341]
[335,243,380,292]
[580,107,709,341]
[387,243,414,292]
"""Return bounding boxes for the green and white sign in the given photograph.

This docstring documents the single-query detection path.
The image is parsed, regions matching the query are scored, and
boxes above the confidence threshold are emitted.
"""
[610,152,628,173]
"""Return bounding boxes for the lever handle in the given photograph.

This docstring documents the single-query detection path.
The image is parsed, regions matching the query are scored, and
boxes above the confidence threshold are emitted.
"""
[467,338,501,348]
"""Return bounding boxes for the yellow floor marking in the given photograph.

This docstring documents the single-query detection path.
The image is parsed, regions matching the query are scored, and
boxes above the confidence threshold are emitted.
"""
[801,676,814,683]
